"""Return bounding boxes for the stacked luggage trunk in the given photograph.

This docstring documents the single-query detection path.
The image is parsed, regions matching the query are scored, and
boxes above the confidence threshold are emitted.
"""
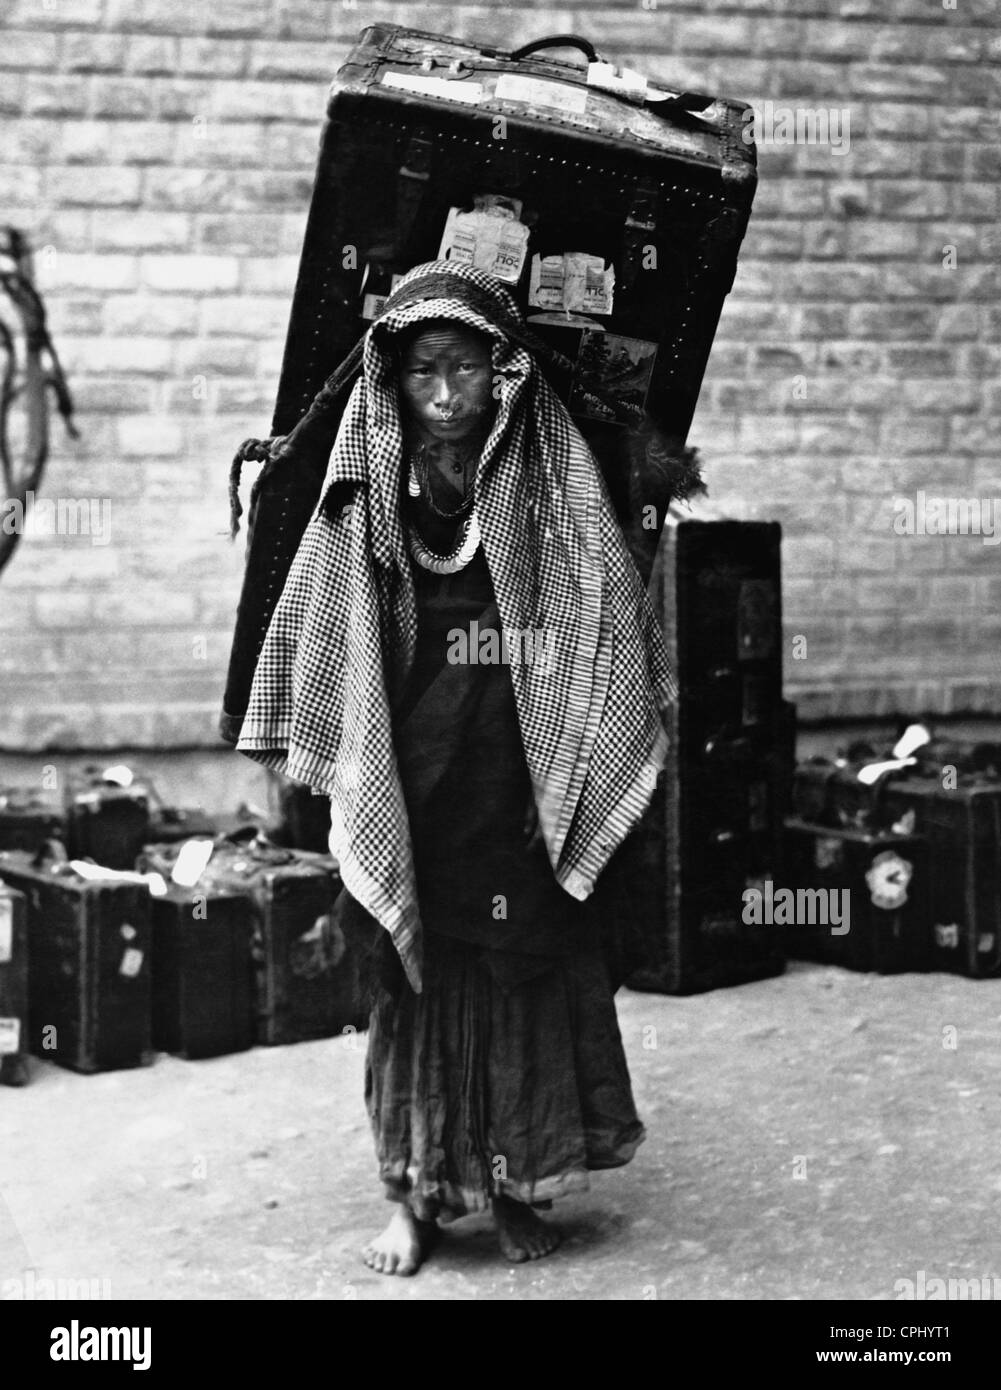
[789,755,1001,978]
[0,852,153,1074]
[625,504,795,993]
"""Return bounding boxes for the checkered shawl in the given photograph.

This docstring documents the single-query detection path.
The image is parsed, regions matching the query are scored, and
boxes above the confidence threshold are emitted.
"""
[237,261,677,992]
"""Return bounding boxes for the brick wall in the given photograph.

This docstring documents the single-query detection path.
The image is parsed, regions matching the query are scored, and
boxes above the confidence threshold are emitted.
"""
[0,0,997,748]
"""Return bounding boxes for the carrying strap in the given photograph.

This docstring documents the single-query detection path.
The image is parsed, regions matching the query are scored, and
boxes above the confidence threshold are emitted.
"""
[227,337,366,539]
[509,34,599,63]
[396,132,433,258]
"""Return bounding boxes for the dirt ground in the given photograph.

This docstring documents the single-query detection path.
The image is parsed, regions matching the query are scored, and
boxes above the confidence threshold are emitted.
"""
[3,958,1000,1303]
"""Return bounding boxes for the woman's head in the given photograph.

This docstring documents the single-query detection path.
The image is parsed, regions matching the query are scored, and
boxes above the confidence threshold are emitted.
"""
[394,317,495,443]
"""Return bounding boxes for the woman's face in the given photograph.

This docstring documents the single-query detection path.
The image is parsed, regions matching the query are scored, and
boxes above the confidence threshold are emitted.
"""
[398,323,494,442]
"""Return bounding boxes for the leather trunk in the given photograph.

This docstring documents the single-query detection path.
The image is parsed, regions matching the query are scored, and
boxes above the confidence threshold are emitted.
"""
[0,789,65,856]
[625,502,793,994]
[0,852,153,1074]
[792,759,1001,978]
[0,883,29,1086]
[140,838,375,1045]
[64,769,152,871]
[782,818,929,974]
[150,886,255,1060]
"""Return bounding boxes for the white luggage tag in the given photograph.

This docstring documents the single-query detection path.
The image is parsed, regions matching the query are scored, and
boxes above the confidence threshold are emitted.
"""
[0,894,12,962]
[856,723,931,785]
[168,838,216,889]
[856,759,916,786]
[101,763,135,787]
[0,1018,20,1055]
[891,724,931,760]
[66,860,166,896]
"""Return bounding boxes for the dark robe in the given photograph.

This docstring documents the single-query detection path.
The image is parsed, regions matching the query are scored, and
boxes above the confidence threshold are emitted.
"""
[345,484,646,1219]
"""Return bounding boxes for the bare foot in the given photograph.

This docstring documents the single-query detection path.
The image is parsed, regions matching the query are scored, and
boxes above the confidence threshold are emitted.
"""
[362,1205,437,1276]
[492,1195,561,1263]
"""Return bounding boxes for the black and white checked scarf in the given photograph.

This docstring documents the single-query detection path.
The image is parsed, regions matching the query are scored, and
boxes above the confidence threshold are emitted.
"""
[237,260,677,992]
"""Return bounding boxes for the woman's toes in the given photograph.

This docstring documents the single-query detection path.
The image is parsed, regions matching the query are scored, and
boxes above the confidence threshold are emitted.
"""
[362,1207,435,1276]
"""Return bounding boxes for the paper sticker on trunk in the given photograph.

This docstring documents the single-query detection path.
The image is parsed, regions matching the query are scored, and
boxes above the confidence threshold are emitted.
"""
[528,253,614,315]
[0,1018,20,1055]
[438,199,529,284]
[934,923,959,949]
[119,947,144,979]
[493,74,588,115]
[568,331,657,425]
[865,850,912,910]
[528,255,566,311]
[360,270,404,322]
[381,72,483,104]
[0,896,12,963]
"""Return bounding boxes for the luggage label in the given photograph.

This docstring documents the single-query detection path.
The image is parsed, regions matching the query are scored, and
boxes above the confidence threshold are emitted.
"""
[493,72,588,116]
[934,923,960,949]
[528,252,615,316]
[865,850,913,911]
[118,924,144,979]
[381,71,484,105]
[0,894,11,962]
[566,331,658,424]
[438,196,530,284]
[359,267,404,322]
[932,925,996,956]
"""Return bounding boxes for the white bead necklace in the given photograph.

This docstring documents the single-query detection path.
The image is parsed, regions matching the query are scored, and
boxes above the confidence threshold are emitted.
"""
[406,508,481,575]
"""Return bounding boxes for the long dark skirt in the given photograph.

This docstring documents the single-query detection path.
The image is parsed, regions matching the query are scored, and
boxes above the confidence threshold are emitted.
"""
[365,932,645,1219]
[363,535,645,1218]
